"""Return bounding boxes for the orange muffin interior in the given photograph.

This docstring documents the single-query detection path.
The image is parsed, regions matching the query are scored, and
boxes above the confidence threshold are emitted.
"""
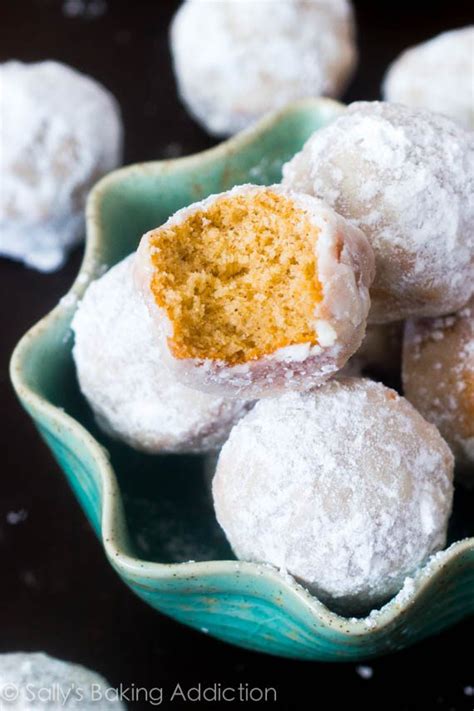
[148,189,322,364]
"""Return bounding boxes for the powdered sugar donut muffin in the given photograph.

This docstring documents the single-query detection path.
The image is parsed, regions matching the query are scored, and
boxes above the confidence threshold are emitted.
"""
[0,60,123,272]
[403,298,474,485]
[383,27,474,131]
[0,652,125,710]
[283,101,474,323]
[170,0,357,136]
[213,378,454,613]
[135,184,374,399]
[72,256,251,454]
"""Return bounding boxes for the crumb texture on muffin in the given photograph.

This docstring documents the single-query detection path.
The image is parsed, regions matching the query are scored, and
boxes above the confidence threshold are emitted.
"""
[148,189,322,364]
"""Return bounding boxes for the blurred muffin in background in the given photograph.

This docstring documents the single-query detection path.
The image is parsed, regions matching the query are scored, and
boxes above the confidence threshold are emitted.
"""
[170,0,357,136]
[0,60,123,272]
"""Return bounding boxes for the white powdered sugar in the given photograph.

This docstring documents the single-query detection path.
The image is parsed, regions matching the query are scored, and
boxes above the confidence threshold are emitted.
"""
[355,665,373,680]
[0,61,122,271]
[170,0,357,136]
[0,652,125,709]
[134,184,374,399]
[282,101,474,323]
[63,0,107,19]
[383,26,474,131]
[403,296,474,484]
[72,256,252,454]
[213,378,454,613]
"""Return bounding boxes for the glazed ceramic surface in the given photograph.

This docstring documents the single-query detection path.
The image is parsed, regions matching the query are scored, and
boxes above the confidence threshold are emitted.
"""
[10,99,474,660]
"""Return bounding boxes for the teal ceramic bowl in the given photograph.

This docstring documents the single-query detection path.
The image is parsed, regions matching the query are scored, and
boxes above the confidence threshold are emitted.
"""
[10,99,474,661]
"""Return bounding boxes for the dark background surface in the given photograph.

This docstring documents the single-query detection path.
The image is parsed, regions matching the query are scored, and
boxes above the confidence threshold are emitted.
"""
[1,1,473,709]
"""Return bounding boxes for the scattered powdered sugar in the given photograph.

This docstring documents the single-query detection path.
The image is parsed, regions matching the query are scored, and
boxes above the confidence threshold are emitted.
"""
[383,26,474,131]
[282,101,474,323]
[6,509,28,525]
[72,255,251,454]
[170,0,357,136]
[128,491,230,564]
[0,61,122,271]
[162,142,184,159]
[0,652,125,709]
[59,293,78,309]
[20,570,39,589]
[62,0,107,19]
[213,378,454,614]
[355,665,373,680]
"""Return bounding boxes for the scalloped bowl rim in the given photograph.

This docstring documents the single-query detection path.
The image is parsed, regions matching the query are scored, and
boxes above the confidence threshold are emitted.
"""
[10,98,474,638]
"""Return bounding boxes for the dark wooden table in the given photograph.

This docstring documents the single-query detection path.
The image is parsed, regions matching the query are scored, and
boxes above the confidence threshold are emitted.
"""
[1,1,473,709]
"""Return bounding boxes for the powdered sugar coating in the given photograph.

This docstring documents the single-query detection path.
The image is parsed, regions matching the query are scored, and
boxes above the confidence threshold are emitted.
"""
[170,0,357,137]
[0,652,125,709]
[403,297,474,485]
[282,101,474,323]
[135,184,374,399]
[72,256,251,454]
[383,27,474,131]
[213,378,453,613]
[0,61,122,272]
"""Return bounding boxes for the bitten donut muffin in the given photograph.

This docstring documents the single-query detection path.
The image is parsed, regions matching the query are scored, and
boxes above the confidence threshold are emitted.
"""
[403,298,474,485]
[383,27,474,131]
[72,256,251,454]
[170,0,357,136]
[283,101,474,323]
[213,378,454,613]
[135,184,374,399]
[0,61,123,272]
